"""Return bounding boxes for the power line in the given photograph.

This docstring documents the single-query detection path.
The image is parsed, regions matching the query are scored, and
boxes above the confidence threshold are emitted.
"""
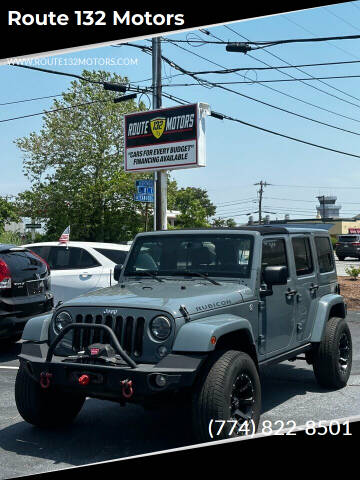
[157,58,360,75]
[164,33,360,47]
[0,94,62,106]
[159,85,360,160]
[283,15,360,60]
[271,184,360,189]
[224,25,360,110]
[187,30,360,125]
[0,94,138,124]
[162,73,360,86]
[10,48,360,159]
[159,36,360,124]
[157,41,360,137]
[264,196,360,205]
[323,5,360,32]
[9,63,128,92]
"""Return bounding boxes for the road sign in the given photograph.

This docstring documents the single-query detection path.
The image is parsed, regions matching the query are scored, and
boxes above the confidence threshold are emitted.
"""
[134,179,154,202]
[134,193,154,202]
[136,179,154,187]
[25,223,41,229]
[124,103,209,172]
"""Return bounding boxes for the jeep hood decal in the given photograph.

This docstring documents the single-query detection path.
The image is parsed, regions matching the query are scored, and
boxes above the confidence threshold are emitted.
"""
[64,280,251,317]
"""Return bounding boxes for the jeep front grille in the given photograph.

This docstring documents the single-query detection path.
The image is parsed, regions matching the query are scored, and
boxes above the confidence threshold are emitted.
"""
[72,313,145,358]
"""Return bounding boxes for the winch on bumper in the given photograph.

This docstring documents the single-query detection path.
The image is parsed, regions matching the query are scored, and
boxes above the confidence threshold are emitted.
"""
[19,323,205,401]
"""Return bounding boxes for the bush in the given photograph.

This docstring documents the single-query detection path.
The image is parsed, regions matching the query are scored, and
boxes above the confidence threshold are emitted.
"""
[345,265,360,280]
[0,231,23,245]
[330,235,337,250]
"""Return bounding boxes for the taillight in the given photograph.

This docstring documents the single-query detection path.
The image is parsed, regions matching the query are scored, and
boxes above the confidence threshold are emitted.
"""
[0,259,11,289]
[352,243,360,247]
[29,250,51,274]
[335,243,340,246]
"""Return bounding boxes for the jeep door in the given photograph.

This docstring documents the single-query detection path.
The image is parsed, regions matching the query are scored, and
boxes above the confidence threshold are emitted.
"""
[260,237,296,354]
[290,235,318,343]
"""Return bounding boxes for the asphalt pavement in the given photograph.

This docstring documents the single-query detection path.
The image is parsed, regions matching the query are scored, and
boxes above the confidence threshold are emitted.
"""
[336,258,360,276]
[0,312,360,479]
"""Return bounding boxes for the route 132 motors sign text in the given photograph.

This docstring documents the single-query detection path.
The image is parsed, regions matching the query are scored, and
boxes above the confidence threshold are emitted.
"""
[124,103,209,172]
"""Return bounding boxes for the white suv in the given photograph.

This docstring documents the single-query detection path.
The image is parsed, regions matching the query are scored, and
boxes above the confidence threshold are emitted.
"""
[22,242,130,305]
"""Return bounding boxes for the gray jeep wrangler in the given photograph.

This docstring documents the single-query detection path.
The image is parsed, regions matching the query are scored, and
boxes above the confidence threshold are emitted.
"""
[15,227,352,441]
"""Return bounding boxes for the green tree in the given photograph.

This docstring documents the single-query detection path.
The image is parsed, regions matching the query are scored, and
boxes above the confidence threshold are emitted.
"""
[15,70,152,242]
[0,197,19,233]
[168,184,216,228]
[211,217,237,228]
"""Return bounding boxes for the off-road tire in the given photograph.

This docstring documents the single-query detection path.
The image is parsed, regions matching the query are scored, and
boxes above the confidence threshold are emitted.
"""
[313,317,352,389]
[15,363,85,427]
[192,350,261,442]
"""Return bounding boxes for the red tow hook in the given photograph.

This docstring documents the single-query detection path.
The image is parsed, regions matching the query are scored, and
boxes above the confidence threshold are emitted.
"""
[40,372,53,389]
[121,379,134,399]
[78,374,90,386]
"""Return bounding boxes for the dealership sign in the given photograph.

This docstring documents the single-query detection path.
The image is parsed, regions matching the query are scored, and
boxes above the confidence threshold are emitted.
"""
[124,103,209,172]
[349,228,360,234]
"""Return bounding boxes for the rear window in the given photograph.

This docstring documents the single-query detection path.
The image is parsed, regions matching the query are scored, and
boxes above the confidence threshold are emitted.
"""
[30,247,100,270]
[292,237,314,276]
[94,248,128,265]
[338,236,358,243]
[0,249,45,273]
[315,237,335,273]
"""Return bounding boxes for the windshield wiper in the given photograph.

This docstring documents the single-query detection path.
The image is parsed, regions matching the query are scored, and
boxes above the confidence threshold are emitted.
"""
[131,271,164,282]
[176,271,221,286]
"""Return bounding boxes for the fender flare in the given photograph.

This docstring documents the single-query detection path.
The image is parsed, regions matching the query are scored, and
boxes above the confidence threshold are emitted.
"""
[310,294,346,343]
[21,313,53,342]
[173,314,255,352]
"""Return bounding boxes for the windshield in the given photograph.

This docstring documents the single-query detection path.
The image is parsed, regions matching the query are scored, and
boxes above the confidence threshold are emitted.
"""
[124,234,254,279]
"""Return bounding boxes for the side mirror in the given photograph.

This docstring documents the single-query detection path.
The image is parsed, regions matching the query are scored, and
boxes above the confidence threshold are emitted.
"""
[113,264,123,282]
[263,266,288,286]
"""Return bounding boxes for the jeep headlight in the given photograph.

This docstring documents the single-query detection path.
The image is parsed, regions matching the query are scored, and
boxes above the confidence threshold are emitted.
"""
[150,316,171,341]
[54,311,72,334]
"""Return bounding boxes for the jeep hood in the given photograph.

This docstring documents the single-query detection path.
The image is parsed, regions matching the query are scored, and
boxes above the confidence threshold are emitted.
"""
[64,280,253,318]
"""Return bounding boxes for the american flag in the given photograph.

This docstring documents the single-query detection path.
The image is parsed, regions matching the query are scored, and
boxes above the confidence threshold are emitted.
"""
[58,226,70,244]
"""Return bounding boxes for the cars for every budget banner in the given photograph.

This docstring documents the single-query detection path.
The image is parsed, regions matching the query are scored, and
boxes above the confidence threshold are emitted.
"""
[124,103,209,172]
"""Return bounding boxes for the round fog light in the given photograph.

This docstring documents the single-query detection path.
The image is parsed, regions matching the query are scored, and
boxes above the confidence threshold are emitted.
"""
[155,374,167,387]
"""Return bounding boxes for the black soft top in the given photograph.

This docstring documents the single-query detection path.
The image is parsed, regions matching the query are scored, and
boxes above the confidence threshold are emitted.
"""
[162,226,289,235]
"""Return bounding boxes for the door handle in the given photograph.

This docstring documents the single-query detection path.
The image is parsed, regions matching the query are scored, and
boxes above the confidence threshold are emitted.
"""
[309,284,319,294]
[80,272,91,279]
[285,288,297,299]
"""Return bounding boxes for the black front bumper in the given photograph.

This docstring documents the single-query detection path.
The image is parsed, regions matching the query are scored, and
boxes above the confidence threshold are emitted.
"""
[19,341,206,400]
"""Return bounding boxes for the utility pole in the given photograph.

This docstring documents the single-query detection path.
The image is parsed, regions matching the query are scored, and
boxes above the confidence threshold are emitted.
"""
[152,37,167,231]
[254,180,269,225]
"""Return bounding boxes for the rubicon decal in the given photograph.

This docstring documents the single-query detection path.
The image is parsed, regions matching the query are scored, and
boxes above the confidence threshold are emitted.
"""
[124,103,208,172]
[195,299,232,312]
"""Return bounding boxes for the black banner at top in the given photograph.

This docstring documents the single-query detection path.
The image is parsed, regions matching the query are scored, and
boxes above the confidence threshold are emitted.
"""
[0,2,346,60]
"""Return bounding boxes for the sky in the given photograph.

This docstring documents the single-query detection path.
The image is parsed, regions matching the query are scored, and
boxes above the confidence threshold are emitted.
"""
[2,2,360,224]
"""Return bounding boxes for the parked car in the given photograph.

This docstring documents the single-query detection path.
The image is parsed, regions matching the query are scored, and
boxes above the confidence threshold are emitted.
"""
[22,242,130,305]
[0,244,53,342]
[335,234,360,260]
[16,227,351,441]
